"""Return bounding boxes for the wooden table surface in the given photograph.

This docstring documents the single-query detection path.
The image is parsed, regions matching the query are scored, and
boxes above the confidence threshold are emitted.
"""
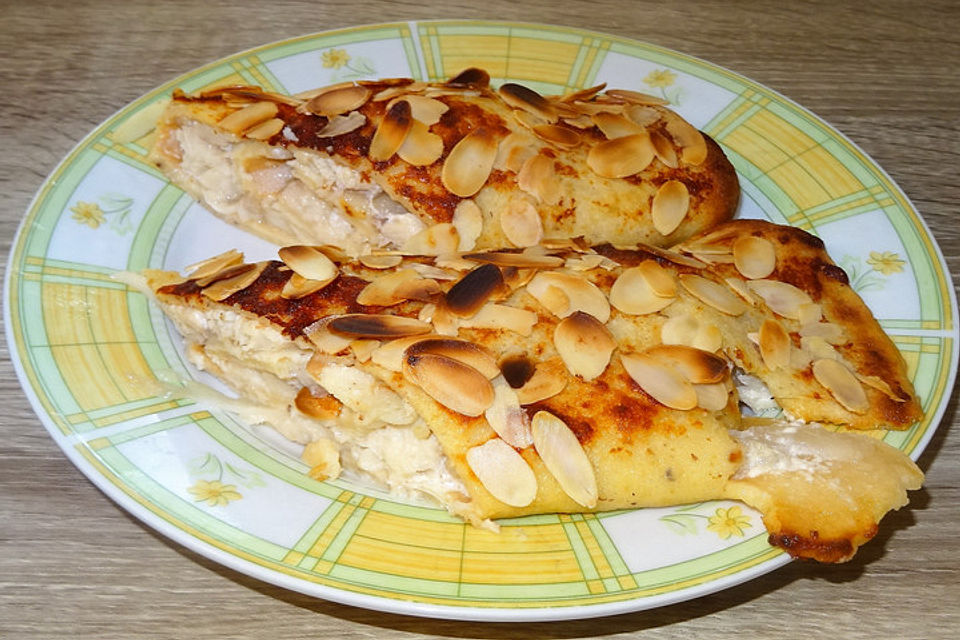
[2,1,957,637]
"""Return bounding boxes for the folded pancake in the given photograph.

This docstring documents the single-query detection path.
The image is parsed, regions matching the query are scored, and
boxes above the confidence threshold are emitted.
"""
[149,69,739,256]
[139,220,922,561]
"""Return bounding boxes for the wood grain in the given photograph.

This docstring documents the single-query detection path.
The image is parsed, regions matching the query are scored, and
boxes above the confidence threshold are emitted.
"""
[1,1,957,638]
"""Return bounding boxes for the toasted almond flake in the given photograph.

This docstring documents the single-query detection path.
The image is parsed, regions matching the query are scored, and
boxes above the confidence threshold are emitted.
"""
[500,197,544,248]
[281,272,332,299]
[464,251,563,269]
[441,128,499,197]
[369,99,413,162]
[415,260,463,279]
[466,438,537,507]
[587,132,655,178]
[801,335,840,361]
[406,338,500,379]
[517,153,558,204]
[391,94,449,126]
[359,254,403,269]
[452,199,483,251]
[554,311,616,381]
[759,318,791,370]
[662,111,707,165]
[561,114,595,129]
[532,123,581,148]
[485,376,534,447]
[369,334,440,371]
[446,67,490,87]
[494,131,537,173]
[397,119,444,166]
[733,236,777,279]
[350,339,380,363]
[316,111,366,137]
[459,303,537,335]
[644,344,727,384]
[401,223,460,256]
[625,104,662,127]
[649,130,679,168]
[303,317,353,354]
[799,321,846,344]
[498,83,556,122]
[510,108,548,131]
[691,252,736,265]
[499,354,536,388]
[556,83,607,103]
[501,266,537,290]
[185,249,244,281]
[306,85,371,117]
[394,277,442,302]
[371,85,414,102]
[329,314,432,339]
[403,352,494,416]
[679,274,748,316]
[565,254,618,271]
[531,411,597,507]
[444,263,505,317]
[591,112,644,139]
[278,245,339,282]
[218,101,279,134]
[526,271,611,322]
[746,279,813,319]
[609,263,677,315]
[637,242,707,269]
[797,302,823,326]
[812,358,869,413]
[693,382,729,411]
[620,352,697,410]
[359,77,417,87]
[605,88,670,106]
[295,389,343,421]
[514,358,568,405]
[856,373,911,402]
[651,180,690,236]
[244,118,284,140]
[724,277,757,305]
[660,314,724,352]
[200,262,266,301]
[356,269,423,306]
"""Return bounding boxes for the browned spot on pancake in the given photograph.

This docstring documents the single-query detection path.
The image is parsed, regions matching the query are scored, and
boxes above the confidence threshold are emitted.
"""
[820,263,849,285]
[728,450,742,464]
[767,525,872,563]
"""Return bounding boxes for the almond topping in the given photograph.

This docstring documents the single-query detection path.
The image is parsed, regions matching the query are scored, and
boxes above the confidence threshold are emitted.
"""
[797,302,823,326]
[464,251,564,269]
[218,101,278,134]
[644,344,728,384]
[651,180,690,236]
[397,119,444,166]
[401,223,460,256]
[303,317,353,354]
[329,314,432,339]
[591,112,644,139]
[609,262,677,316]
[620,352,697,410]
[693,382,729,411]
[812,358,869,414]
[500,197,544,248]
[662,111,707,165]
[554,311,616,381]
[356,269,428,306]
[369,334,441,372]
[498,83,556,122]
[359,254,403,269]
[660,314,723,352]
[516,153,557,204]
[605,89,670,106]
[746,279,813,319]
[459,303,537,335]
[759,319,791,370]
[650,130,679,168]
[441,128,499,197]
[446,67,491,87]
[531,411,598,508]
[403,353,494,416]
[466,438,537,507]
[526,271,611,322]
[200,262,266,301]
[799,321,846,344]
[392,94,449,126]
[586,132,656,178]
[679,274,748,316]
[485,376,533,447]
[306,85,371,117]
[733,236,777,279]
[556,83,607,103]
[278,245,339,282]
[514,358,568,405]
[444,263,505,317]
[856,373,911,403]
[315,111,366,137]
[245,118,284,140]
[406,338,500,379]
[625,104,662,127]
[185,249,244,281]
[369,99,413,162]
[452,199,483,251]
[281,273,333,299]
[532,123,581,147]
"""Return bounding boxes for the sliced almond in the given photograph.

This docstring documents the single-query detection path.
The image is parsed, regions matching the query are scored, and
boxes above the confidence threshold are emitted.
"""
[369,99,413,162]
[856,373,911,403]
[406,338,500,379]
[245,118,284,140]
[278,245,338,282]
[724,277,757,305]
[554,311,616,381]
[556,83,607,103]
[637,242,707,269]
[350,339,380,363]
[517,153,558,204]
[526,271,611,322]
[660,313,723,352]
[403,352,494,416]
[446,67,490,87]
[393,277,442,302]
[644,344,727,384]
[650,130,679,168]
[733,236,777,279]
[812,358,869,414]
[393,94,448,126]
[397,119,444,166]
[359,254,403,269]
[609,262,677,315]
[401,223,460,256]
[303,317,353,354]
[281,272,333,299]
[441,128,499,197]
[514,358,568,405]
[801,335,840,361]
[693,382,729,411]
[329,314,432,339]
[356,269,421,306]
[369,334,439,372]
[218,101,279,134]
[494,131,537,173]
[625,104,662,127]
[413,261,461,280]
[498,83,556,122]
[796,302,823,326]
[759,318,791,370]
[444,263,505,317]
[315,111,366,137]
[500,197,543,248]
[799,321,846,344]
[452,199,483,251]
[620,352,697,410]
[605,88,670,106]
[586,132,655,178]
[459,303,537,335]
[466,438,537,507]
[185,249,243,281]
[679,274,748,316]
[499,354,536,389]
[295,388,343,421]
[200,262,266,301]
[662,111,707,165]
[306,85,371,117]
[591,112,644,139]
[532,124,581,148]
[651,180,690,236]
[485,376,533,448]
[746,279,813,319]
[464,251,564,269]
[531,411,597,508]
